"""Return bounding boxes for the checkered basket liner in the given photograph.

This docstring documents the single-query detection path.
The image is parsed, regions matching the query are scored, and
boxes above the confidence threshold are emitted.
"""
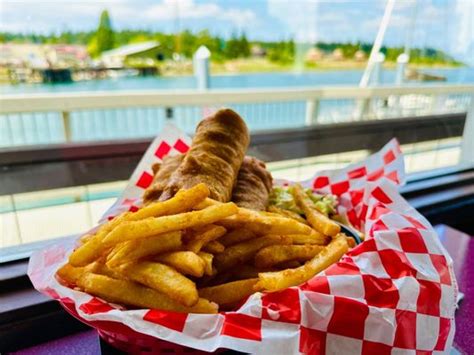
[28,124,458,354]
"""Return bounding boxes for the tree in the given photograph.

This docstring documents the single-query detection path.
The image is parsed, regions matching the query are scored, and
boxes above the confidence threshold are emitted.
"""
[267,39,294,64]
[224,32,240,59]
[239,33,250,57]
[154,32,175,59]
[178,30,196,58]
[88,10,115,57]
[195,30,225,61]
[224,32,250,59]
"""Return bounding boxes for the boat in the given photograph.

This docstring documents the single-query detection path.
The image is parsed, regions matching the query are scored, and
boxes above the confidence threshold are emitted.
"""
[405,68,447,82]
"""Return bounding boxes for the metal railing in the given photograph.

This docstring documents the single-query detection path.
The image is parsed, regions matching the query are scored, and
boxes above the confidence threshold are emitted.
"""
[1,84,473,148]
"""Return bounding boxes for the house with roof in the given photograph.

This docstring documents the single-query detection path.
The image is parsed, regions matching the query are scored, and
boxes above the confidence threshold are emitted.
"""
[99,41,162,69]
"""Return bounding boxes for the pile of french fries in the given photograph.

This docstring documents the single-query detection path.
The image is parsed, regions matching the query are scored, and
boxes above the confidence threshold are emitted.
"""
[57,183,353,313]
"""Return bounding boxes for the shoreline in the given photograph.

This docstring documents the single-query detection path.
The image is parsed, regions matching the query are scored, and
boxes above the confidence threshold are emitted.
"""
[161,58,464,77]
[1,64,470,89]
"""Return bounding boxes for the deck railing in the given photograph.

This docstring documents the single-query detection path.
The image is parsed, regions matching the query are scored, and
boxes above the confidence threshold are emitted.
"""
[1,84,474,250]
[1,84,473,149]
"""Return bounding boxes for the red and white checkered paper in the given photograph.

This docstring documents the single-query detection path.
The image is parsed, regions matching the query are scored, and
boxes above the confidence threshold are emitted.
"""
[28,124,458,354]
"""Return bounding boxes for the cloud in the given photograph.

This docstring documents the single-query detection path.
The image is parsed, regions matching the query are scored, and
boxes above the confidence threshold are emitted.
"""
[267,0,319,42]
[145,0,256,28]
[0,0,471,63]
[219,8,257,29]
[147,0,220,20]
[0,0,132,32]
[0,0,257,32]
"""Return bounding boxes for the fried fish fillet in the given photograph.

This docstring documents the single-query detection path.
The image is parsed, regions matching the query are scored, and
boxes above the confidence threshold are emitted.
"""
[232,156,273,210]
[159,109,250,202]
[143,154,184,203]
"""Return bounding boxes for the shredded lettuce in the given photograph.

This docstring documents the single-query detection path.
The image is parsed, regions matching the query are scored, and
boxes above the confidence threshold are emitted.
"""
[268,186,302,214]
[268,186,338,217]
[305,188,338,216]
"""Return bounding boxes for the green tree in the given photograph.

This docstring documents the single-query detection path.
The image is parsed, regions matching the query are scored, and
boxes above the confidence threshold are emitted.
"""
[340,43,358,58]
[267,39,294,64]
[195,30,224,61]
[224,32,250,59]
[129,34,151,44]
[224,32,239,59]
[179,30,196,58]
[239,33,250,57]
[154,32,175,59]
[88,10,115,57]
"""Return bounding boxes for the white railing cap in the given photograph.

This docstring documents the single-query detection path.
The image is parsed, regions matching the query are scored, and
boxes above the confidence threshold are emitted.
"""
[1,84,473,114]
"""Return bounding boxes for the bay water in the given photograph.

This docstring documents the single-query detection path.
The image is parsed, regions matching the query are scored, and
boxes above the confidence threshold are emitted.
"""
[1,67,473,147]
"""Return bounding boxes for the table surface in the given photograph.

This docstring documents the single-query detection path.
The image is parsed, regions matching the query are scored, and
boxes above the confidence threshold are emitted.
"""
[435,225,474,355]
[10,225,473,355]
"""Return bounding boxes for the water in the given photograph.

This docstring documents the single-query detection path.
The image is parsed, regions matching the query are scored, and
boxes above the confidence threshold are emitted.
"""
[1,67,474,94]
[1,67,473,147]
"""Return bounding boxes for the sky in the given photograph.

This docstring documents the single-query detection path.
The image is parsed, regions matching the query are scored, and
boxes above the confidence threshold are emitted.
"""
[0,0,473,64]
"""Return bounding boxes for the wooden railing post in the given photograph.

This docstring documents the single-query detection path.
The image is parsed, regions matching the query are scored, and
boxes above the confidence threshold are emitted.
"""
[305,99,319,126]
[61,111,72,142]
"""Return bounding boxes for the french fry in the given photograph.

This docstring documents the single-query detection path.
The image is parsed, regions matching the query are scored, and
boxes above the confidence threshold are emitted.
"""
[219,228,256,247]
[78,273,217,313]
[260,211,287,218]
[346,236,356,248]
[199,278,261,306]
[130,183,209,221]
[186,225,226,253]
[80,234,93,244]
[93,261,123,279]
[56,263,95,285]
[292,184,340,237]
[198,252,214,276]
[155,251,205,277]
[103,203,238,245]
[69,214,129,266]
[214,235,292,271]
[68,236,107,267]
[267,205,309,225]
[106,230,182,268]
[194,198,219,210]
[255,244,324,269]
[118,261,199,307]
[217,208,313,236]
[256,234,349,291]
[289,231,328,245]
[70,185,210,266]
[202,240,225,254]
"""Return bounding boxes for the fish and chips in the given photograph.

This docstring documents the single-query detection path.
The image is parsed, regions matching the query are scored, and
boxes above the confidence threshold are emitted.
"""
[57,109,358,313]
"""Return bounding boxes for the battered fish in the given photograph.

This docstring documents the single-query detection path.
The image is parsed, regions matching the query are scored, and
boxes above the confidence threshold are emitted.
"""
[159,109,249,202]
[143,154,184,203]
[232,156,273,210]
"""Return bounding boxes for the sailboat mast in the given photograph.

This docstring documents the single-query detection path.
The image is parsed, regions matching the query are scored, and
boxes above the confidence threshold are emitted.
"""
[359,0,396,87]
[404,0,418,56]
